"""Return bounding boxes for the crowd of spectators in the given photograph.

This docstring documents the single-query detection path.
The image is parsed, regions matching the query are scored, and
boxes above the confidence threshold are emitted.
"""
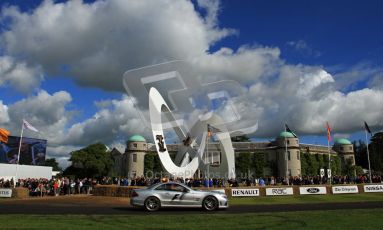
[1,174,382,196]
[235,174,383,186]
[0,177,96,196]
[80,174,383,188]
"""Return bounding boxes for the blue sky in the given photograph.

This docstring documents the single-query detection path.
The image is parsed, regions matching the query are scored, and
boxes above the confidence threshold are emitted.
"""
[211,0,383,145]
[0,0,382,166]
[215,0,383,66]
[220,0,383,144]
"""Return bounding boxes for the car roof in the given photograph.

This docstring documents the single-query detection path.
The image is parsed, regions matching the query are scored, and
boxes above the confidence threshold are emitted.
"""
[148,181,188,188]
[156,182,186,186]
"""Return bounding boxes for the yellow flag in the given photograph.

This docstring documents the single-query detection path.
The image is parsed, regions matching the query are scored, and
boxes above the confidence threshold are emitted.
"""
[0,128,10,143]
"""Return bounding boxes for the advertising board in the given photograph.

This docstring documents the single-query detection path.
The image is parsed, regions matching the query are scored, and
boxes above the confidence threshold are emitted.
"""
[232,189,260,197]
[364,185,383,193]
[266,187,293,196]
[0,189,12,198]
[332,185,358,194]
[0,136,47,166]
[299,187,327,195]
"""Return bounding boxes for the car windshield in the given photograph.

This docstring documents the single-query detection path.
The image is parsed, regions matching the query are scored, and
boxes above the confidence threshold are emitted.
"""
[146,183,160,190]
[150,183,191,192]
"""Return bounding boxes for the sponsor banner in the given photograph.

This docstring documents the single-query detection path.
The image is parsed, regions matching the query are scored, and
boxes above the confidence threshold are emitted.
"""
[232,189,260,197]
[299,187,327,195]
[332,185,359,194]
[1,136,47,166]
[0,188,12,198]
[364,185,383,193]
[266,187,293,196]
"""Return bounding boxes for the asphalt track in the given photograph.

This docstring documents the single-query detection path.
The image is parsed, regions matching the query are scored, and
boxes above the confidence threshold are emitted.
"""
[1,195,383,215]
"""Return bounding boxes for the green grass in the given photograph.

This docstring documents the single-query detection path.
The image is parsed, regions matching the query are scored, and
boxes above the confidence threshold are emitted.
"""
[0,209,382,229]
[1,194,382,229]
[230,193,383,205]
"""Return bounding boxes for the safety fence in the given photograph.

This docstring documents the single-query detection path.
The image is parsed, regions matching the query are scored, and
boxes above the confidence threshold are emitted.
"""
[3,184,382,198]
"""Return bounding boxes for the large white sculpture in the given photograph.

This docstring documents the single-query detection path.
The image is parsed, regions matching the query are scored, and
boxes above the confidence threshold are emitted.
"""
[149,87,235,179]
[123,61,259,179]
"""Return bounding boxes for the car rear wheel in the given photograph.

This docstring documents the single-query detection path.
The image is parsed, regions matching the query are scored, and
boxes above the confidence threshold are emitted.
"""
[202,196,218,211]
[144,196,161,212]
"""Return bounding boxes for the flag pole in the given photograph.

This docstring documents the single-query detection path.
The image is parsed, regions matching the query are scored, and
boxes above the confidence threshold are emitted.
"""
[285,125,288,181]
[206,124,209,189]
[14,120,25,188]
[365,130,372,184]
[327,135,331,185]
[326,122,332,185]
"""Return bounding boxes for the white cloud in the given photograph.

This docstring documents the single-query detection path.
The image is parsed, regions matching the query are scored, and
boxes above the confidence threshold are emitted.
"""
[0,56,43,93]
[0,100,9,124]
[286,39,321,57]
[60,95,149,146]
[242,63,383,137]
[332,63,382,92]
[369,72,383,90]
[0,0,233,92]
[5,90,72,145]
[195,46,282,84]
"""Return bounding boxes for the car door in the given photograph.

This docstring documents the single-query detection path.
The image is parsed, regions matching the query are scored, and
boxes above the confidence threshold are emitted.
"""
[153,184,175,205]
[188,190,205,206]
[164,184,186,206]
[174,185,197,206]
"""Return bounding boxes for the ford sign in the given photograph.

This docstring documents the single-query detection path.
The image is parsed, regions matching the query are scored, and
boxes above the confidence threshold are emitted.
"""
[299,187,327,195]
[306,188,320,193]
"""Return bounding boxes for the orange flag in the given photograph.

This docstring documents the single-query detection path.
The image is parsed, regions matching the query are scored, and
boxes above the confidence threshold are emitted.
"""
[326,122,332,141]
[0,128,10,143]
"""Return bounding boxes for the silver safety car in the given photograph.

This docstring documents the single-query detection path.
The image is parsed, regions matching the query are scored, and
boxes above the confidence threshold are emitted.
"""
[130,182,228,211]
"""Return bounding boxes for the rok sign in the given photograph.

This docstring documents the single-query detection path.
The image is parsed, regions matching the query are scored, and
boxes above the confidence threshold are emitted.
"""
[266,187,294,196]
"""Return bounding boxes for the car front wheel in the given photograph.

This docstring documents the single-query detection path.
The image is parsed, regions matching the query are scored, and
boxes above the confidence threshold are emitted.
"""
[202,196,218,211]
[144,196,161,212]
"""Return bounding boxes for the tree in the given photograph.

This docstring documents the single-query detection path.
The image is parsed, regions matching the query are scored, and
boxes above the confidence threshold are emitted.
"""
[370,132,383,174]
[144,153,164,177]
[316,154,325,169]
[252,152,265,177]
[235,152,252,177]
[354,140,368,169]
[64,143,113,178]
[331,155,341,176]
[44,158,62,171]
[300,152,309,175]
[268,160,278,177]
[231,135,251,142]
[308,154,319,175]
[342,158,355,177]
[354,165,364,176]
